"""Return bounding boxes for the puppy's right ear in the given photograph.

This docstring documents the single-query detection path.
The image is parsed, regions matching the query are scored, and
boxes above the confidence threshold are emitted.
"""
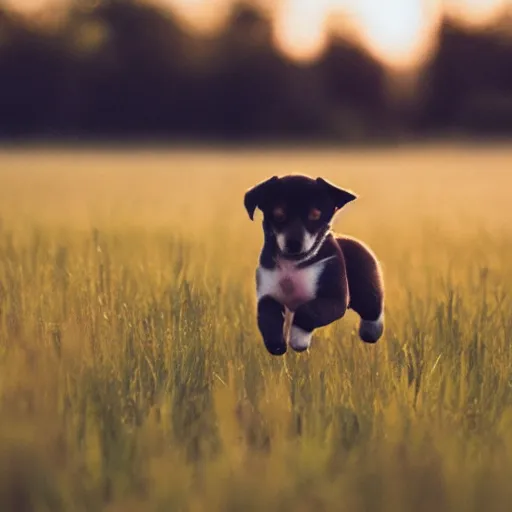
[244,176,279,220]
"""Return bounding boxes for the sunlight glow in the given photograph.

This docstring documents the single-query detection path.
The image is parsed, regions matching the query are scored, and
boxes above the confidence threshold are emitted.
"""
[7,0,509,67]
[5,0,66,14]
[161,0,505,67]
[156,0,232,35]
[348,0,443,68]
[273,0,330,62]
[446,0,508,26]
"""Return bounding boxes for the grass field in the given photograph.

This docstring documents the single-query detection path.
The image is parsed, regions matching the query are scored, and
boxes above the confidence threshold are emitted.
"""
[0,144,512,511]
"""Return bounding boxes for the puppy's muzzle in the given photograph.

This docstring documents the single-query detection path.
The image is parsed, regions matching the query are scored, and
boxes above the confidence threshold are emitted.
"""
[285,237,302,255]
[280,221,306,256]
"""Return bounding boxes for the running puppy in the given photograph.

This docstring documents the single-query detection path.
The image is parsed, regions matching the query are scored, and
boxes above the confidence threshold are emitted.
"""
[244,174,384,356]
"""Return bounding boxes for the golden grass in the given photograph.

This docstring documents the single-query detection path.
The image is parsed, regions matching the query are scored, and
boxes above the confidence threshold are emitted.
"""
[0,144,511,511]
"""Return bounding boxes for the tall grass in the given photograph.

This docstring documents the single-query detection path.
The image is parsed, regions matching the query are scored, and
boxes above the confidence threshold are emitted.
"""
[0,145,511,511]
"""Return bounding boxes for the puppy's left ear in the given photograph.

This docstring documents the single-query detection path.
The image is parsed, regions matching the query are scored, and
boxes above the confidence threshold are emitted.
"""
[316,177,357,210]
[244,176,279,220]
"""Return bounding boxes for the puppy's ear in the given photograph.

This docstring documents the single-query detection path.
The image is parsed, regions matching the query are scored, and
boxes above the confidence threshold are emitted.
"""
[316,177,357,210]
[244,176,279,220]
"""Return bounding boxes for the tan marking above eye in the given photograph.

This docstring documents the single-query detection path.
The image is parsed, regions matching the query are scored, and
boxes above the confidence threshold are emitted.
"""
[273,206,286,220]
[308,208,322,221]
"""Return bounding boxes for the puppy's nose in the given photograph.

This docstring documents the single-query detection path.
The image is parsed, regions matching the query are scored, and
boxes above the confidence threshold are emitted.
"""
[286,238,302,254]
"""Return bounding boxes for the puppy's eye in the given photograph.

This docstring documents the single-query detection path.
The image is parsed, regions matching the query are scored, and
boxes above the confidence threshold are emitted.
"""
[308,208,322,221]
[273,207,286,221]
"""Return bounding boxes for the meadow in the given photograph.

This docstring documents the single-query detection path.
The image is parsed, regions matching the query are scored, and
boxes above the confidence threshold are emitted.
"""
[0,143,511,511]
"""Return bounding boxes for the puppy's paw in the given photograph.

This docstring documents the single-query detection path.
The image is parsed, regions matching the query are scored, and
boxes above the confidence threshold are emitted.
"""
[289,326,312,353]
[359,312,384,344]
[263,337,288,356]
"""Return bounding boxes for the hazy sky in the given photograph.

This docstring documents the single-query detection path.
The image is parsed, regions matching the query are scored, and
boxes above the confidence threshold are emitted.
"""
[7,0,509,67]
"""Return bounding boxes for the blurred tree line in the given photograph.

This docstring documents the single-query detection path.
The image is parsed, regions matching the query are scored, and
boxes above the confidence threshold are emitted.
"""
[0,0,511,142]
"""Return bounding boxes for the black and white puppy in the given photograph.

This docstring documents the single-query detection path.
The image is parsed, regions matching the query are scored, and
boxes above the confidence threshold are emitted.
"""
[244,174,384,356]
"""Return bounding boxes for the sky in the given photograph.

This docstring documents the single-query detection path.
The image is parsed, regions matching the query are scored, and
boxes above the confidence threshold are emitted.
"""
[6,0,510,68]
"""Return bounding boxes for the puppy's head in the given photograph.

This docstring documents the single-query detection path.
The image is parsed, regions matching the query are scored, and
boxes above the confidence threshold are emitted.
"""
[244,174,357,258]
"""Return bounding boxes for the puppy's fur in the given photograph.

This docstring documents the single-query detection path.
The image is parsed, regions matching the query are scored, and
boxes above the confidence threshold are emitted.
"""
[244,174,384,356]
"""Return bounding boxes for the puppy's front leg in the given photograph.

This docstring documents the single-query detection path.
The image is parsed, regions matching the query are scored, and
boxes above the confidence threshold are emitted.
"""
[289,297,347,352]
[257,296,287,356]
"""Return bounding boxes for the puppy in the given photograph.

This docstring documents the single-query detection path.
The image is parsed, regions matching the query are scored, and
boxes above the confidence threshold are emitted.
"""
[244,174,384,356]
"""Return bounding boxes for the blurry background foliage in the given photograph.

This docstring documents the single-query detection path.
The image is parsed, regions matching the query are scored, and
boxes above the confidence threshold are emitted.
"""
[0,0,511,143]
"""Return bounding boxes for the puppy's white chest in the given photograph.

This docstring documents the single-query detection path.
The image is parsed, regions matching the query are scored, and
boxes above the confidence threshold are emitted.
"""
[257,258,332,311]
